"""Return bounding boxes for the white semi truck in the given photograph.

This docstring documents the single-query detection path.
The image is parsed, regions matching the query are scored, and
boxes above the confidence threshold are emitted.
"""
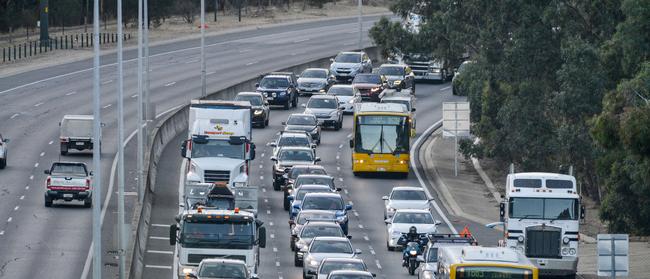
[498,172,585,278]
[182,100,256,189]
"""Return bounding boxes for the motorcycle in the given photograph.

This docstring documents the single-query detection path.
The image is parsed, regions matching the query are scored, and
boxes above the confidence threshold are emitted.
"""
[398,234,427,275]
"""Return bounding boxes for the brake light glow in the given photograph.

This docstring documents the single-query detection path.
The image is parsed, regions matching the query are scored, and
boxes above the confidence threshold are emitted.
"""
[60,137,69,143]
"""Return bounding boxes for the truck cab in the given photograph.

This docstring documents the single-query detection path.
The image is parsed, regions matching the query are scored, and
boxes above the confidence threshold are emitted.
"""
[499,172,585,277]
[182,100,255,189]
[170,208,266,278]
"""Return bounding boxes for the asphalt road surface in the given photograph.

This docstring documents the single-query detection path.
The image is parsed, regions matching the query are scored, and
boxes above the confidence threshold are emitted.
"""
[0,14,389,279]
[142,82,470,279]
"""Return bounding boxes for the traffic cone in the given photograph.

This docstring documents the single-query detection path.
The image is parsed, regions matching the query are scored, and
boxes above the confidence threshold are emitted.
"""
[460,225,472,238]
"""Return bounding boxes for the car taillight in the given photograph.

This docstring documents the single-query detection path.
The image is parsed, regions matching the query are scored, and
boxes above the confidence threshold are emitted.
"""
[60,137,69,143]
[46,177,51,187]
[86,179,91,189]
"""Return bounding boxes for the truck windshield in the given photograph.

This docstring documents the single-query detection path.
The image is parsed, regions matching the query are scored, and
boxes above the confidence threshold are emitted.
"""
[199,262,247,278]
[509,198,578,220]
[355,115,409,154]
[61,119,93,138]
[180,221,254,249]
[192,139,245,159]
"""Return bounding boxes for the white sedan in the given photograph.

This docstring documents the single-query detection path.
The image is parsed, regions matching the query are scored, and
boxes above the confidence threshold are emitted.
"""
[382,186,431,219]
[385,209,441,251]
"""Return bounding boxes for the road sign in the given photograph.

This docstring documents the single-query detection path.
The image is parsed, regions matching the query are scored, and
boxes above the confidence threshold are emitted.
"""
[442,102,470,138]
[597,234,629,278]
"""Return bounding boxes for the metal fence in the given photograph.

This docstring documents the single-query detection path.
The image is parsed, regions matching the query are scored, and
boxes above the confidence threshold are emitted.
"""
[2,32,132,63]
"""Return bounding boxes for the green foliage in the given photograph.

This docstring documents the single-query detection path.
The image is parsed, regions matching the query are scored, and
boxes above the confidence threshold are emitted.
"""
[371,0,650,233]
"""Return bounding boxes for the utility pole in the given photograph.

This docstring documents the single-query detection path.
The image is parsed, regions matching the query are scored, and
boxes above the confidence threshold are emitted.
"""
[201,0,207,97]
[137,0,144,202]
[144,0,151,122]
[39,0,49,45]
[357,0,362,49]
[91,0,102,278]
[116,0,126,277]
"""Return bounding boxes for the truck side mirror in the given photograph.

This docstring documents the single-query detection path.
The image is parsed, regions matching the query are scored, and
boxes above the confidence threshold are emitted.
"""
[180,140,189,158]
[499,202,506,222]
[258,226,267,248]
[169,224,178,246]
[580,205,586,220]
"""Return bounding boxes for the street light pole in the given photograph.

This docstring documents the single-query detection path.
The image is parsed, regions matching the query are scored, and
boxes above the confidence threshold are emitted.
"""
[357,0,362,49]
[201,0,207,98]
[91,0,102,278]
[116,0,126,277]
[137,0,144,202]
[144,0,151,120]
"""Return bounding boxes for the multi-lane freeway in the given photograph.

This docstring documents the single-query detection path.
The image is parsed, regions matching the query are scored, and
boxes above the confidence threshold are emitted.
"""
[0,14,412,279]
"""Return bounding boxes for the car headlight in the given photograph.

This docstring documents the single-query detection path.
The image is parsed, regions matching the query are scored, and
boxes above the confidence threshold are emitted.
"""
[386,207,396,212]
[262,92,268,97]
[518,235,525,243]
[296,240,306,249]
[370,87,380,92]
[311,127,318,133]
[348,99,355,104]
[569,248,576,255]
[272,92,277,97]
[409,250,417,256]
[254,109,263,115]
[422,270,435,279]
[182,268,194,275]
[563,236,570,244]
[309,260,319,267]
[562,247,569,255]
[394,80,402,85]
[336,215,348,222]
[287,189,293,194]
[391,231,402,237]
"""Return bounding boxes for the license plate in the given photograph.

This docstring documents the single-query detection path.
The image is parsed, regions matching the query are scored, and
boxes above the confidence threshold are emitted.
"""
[267,97,274,101]
[76,142,85,146]
[63,193,73,198]
[377,167,386,172]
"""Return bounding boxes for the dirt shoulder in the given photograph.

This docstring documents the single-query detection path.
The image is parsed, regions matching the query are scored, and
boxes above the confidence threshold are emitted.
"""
[1,2,390,77]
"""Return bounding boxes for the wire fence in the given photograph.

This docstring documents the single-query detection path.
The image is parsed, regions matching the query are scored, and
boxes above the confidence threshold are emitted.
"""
[2,32,132,63]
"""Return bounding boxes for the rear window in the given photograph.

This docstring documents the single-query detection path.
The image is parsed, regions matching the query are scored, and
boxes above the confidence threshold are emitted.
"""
[546,179,573,189]
[51,164,87,176]
[513,179,542,188]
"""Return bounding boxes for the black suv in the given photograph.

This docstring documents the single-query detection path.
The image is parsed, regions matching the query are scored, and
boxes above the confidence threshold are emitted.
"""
[256,72,299,110]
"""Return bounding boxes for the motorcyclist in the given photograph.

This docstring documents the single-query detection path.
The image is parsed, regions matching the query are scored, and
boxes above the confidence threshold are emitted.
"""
[401,226,423,267]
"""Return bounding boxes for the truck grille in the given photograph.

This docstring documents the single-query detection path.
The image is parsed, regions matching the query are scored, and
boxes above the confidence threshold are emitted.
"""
[188,254,246,264]
[204,170,230,183]
[526,226,561,258]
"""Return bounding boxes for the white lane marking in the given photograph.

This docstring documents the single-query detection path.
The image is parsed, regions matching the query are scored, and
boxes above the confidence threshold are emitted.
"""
[145,265,172,269]
[336,155,340,160]
[152,224,171,228]
[369,246,375,255]
[339,178,343,182]
[353,211,359,217]
[147,250,173,255]
[14,206,19,211]
[267,210,271,215]
[19,196,24,200]
[346,133,352,138]
[273,247,278,252]
[29,175,34,180]
[149,236,169,240]
[275,261,280,267]
[131,94,137,98]
[358,224,364,229]
[375,260,382,270]
[337,166,341,171]
[338,144,343,149]
[269,222,274,227]
[103,104,112,109]
[10,113,19,119]
[164,82,176,87]
[343,189,349,194]
[48,140,54,145]
[245,61,258,66]
[411,120,458,234]
[102,79,113,85]
[259,165,263,169]
[270,234,275,239]
[262,188,266,193]
[0,231,4,235]
[293,38,310,43]
[239,49,251,53]
[264,199,268,203]
[261,153,265,158]
[7,217,12,222]
[260,176,264,180]
[25,186,29,190]
[34,102,44,107]
[81,104,185,279]
[440,86,451,91]
[207,71,216,75]
[363,236,369,241]
[40,152,45,157]
[34,163,39,168]
[65,91,77,96]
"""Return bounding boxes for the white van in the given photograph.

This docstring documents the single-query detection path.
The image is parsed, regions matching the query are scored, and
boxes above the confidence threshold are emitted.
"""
[59,115,96,155]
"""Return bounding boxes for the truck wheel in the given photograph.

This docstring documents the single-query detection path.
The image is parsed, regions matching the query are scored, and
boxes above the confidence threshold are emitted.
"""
[83,198,92,208]
[44,197,53,207]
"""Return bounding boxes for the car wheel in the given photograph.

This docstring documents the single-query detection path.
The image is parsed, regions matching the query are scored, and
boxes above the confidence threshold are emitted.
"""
[0,158,6,169]
[84,198,92,208]
[387,239,394,251]
[273,179,281,191]
[283,194,290,211]
[284,101,290,110]
[44,197,53,207]
[292,94,298,107]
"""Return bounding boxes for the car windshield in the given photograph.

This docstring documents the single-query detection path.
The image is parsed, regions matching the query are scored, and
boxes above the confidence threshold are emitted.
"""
[353,75,381,84]
[279,136,311,147]
[279,149,314,161]
[297,212,336,224]
[308,98,338,109]
[192,138,245,160]
[393,212,435,224]
[297,188,332,201]
[51,164,87,176]
[287,115,317,126]
[302,196,344,210]
[180,222,254,249]
[260,77,289,88]
[235,94,263,106]
[509,198,578,220]
[199,263,247,278]
[302,69,328,79]
[301,225,343,238]
[355,115,410,154]
[335,53,361,63]
[290,168,327,179]
[378,67,405,76]
[381,99,411,111]
[391,190,427,200]
[320,262,365,274]
[329,275,373,279]
[310,240,353,253]
[296,177,334,188]
[328,87,354,96]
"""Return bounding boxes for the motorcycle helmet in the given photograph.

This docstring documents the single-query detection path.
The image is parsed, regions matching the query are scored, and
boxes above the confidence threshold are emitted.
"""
[409,226,417,235]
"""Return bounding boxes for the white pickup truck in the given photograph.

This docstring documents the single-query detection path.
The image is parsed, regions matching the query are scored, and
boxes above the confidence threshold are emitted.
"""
[43,162,93,207]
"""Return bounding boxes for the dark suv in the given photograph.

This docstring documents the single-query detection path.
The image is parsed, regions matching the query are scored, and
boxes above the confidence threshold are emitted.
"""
[257,72,299,109]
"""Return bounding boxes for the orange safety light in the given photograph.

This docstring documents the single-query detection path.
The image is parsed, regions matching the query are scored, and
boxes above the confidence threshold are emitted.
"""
[197,207,203,213]
[234,208,240,214]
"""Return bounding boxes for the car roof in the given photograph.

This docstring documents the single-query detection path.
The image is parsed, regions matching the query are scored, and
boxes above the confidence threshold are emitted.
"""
[297,185,332,191]
[296,174,333,179]
[303,68,328,72]
[263,75,290,79]
[289,113,317,118]
[280,132,310,137]
[299,209,337,216]
[199,258,247,265]
[380,64,406,68]
[291,165,326,170]
[339,51,363,55]
[394,208,431,214]
[329,84,353,89]
[312,236,350,242]
[328,270,374,276]
[392,186,424,192]
[304,221,342,227]
[321,257,364,264]
[278,146,313,151]
[62,115,94,120]
[303,192,342,199]
[52,161,88,166]
[310,95,337,99]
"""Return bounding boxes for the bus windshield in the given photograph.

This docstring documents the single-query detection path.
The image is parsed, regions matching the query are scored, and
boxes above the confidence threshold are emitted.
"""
[180,221,254,249]
[456,266,534,279]
[354,115,409,154]
[509,198,579,220]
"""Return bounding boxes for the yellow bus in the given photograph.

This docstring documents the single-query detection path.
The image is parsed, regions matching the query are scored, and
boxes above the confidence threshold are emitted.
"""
[349,103,412,177]
[437,246,539,279]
